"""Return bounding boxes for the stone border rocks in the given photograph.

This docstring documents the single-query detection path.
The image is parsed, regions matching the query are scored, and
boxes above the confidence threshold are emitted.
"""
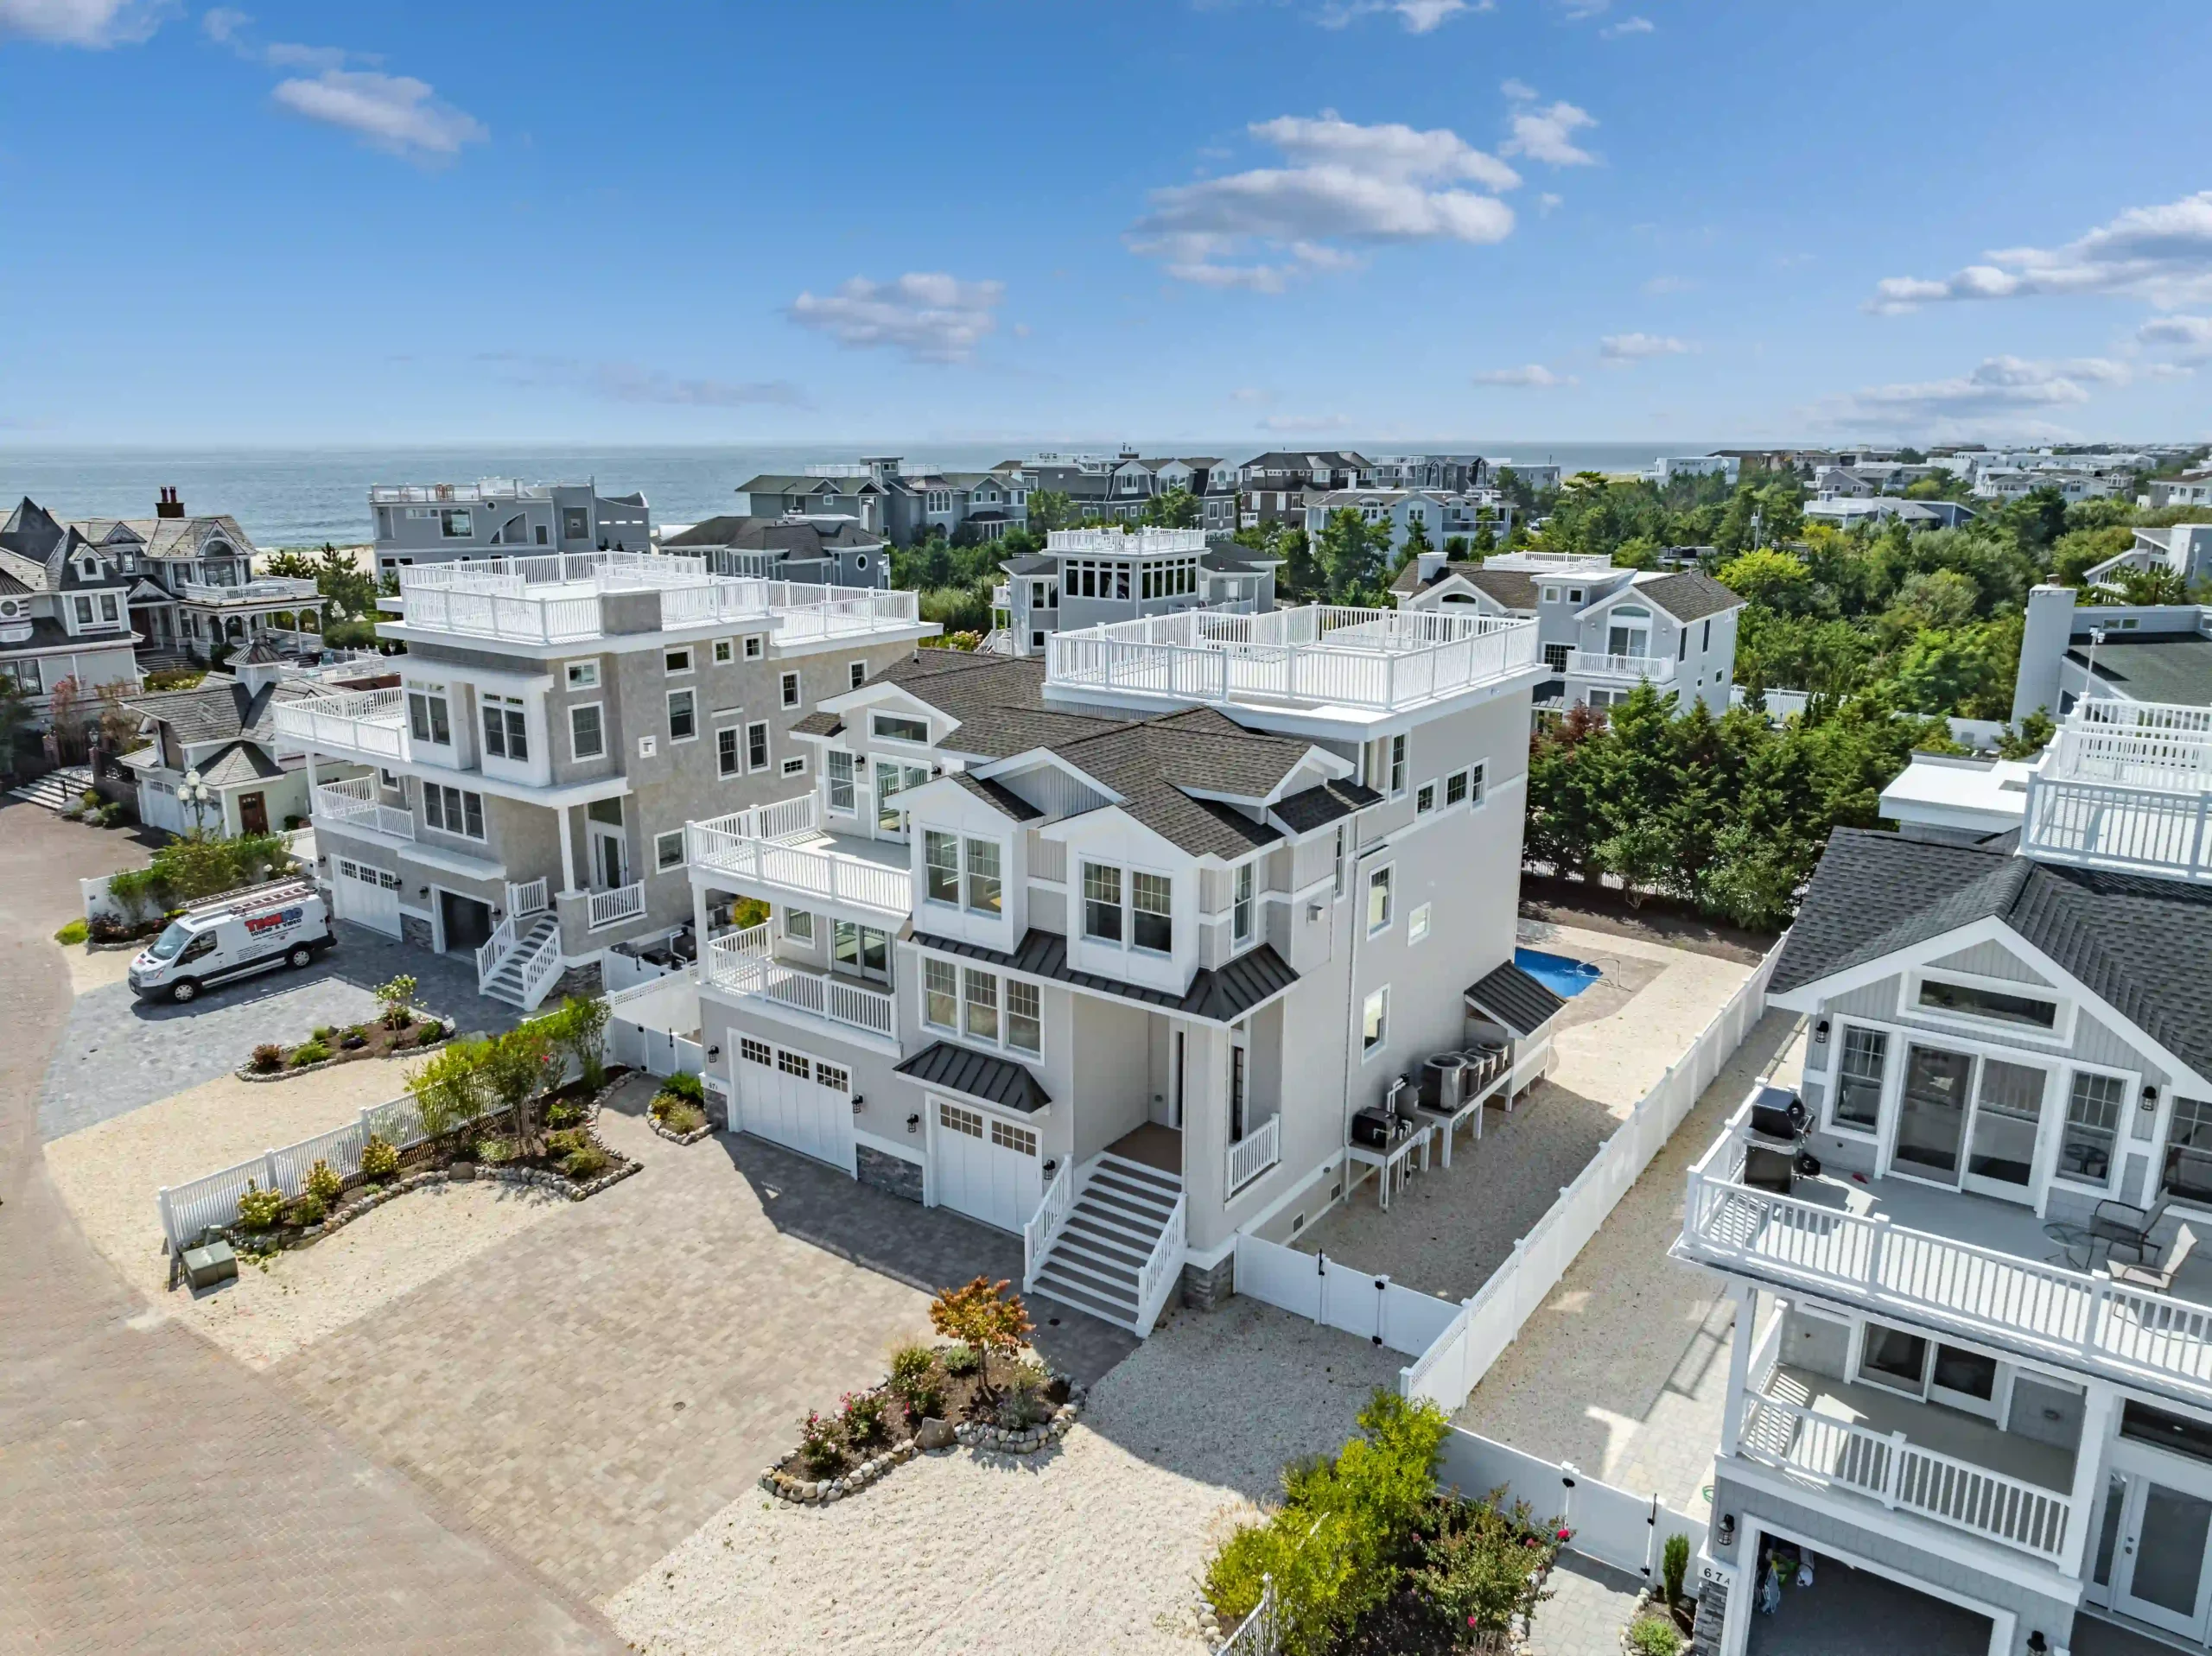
[235,1008,453,1082]
[758,1377,1086,1507]
[647,1114,715,1146]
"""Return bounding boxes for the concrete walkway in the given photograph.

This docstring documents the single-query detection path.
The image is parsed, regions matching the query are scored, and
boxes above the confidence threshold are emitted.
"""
[0,802,621,1654]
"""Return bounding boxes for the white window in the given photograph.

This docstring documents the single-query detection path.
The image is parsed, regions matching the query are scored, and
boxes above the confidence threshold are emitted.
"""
[827,751,855,813]
[925,830,961,905]
[713,638,733,664]
[963,968,999,1042]
[717,726,740,777]
[2060,1070,2125,1188]
[664,646,693,675]
[743,635,764,660]
[780,755,806,777]
[1832,1025,1887,1133]
[1233,862,1255,946]
[781,671,800,707]
[564,660,600,690]
[1445,769,1469,807]
[1408,903,1432,943]
[439,508,472,538]
[785,907,815,942]
[849,661,868,690]
[1007,980,1041,1056]
[480,695,528,761]
[873,712,930,743]
[99,593,118,622]
[423,784,485,840]
[965,837,1002,915]
[1131,872,1173,953]
[1389,734,1407,797]
[923,958,958,1030]
[406,687,451,746]
[1543,587,1560,603]
[1363,987,1389,1055]
[832,920,891,981]
[1465,762,1485,805]
[667,688,697,741]
[747,720,770,771]
[569,702,605,760]
[1415,781,1436,815]
[1367,866,1393,935]
[1082,861,1122,943]
[655,829,684,871]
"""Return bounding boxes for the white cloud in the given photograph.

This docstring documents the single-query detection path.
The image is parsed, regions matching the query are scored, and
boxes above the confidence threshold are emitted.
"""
[1127,111,1520,291]
[200,4,243,41]
[1503,98,1598,167]
[786,273,1005,364]
[272,70,486,161]
[1471,364,1575,387]
[1599,332,1691,362]
[1539,192,1562,215]
[2139,313,2212,361]
[1600,14,1654,35]
[203,10,349,70]
[1500,78,1538,102]
[1230,387,1273,403]
[0,0,172,46]
[1319,0,1492,30]
[1869,191,2212,313]
[1814,354,2139,437]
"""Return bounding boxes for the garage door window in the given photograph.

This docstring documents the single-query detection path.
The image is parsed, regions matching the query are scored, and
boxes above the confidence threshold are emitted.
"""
[778,1050,811,1080]
[817,1062,849,1094]
[940,1101,983,1139]
[990,1119,1037,1156]
[741,1037,772,1067]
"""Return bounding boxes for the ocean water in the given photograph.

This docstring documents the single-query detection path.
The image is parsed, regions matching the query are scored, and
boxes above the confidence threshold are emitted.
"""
[0,442,1700,549]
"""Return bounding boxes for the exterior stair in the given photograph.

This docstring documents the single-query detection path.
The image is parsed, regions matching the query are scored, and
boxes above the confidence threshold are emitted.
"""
[1029,1153,1184,1333]
[480,913,560,1008]
[6,765,96,812]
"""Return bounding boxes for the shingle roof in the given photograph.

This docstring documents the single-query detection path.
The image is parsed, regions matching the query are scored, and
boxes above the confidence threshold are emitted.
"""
[894,1042,1052,1114]
[664,515,884,553]
[1633,570,1742,623]
[123,677,321,745]
[1272,777,1382,833]
[1000,554,1057,576]
[951,771,1043,822]
[2065,636,2212,708]
[791,709,845,738]
[913,929,1300,1024]
[0,498,66,563]
[1042,707,1303,856]
[1775,828,2212,1080]
[1387,559,1540,608]
[196,740,288,788]
[1465,961,1568,1037]
[877,650,1125,759]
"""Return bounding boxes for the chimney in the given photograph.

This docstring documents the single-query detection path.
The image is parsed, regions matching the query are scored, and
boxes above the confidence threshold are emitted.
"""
[1416,548,1446,581]
[156,485,185,519]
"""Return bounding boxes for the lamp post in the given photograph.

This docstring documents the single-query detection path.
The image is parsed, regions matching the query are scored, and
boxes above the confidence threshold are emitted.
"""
[178,767,215,838]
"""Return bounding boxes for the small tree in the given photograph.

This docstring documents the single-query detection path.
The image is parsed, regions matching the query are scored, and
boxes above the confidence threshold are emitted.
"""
[407,1041,488,1140]
[0,676,33,779]
[928,1277,1034,1405]
[544,995,610,1090]
[92,681,144,758]
[478,1024,556,1152]
[46,676,86,763]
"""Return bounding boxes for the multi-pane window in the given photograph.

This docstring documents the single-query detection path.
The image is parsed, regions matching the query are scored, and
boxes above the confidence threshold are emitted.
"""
[781,671,800,707]
[1233,862,1255,945]
[743,635,764,660]
[480,695,528,761]
[1465,762,1485,805]
[712,639,733,664]
[965,838,1002,915]
[923,959,958,1030]
[655,830,684,871]
[1834,1026,1888,1130]
[832,920,890,982]
[939,1101,982,1139]
[827,751,856,813]
[667,689,696,741]
[717,726,740,777]
[778,1049,811,1080]
[1363,987,1389,1052]
[569,703,604,760]
[1007,980,1041,1055]
[2062,1072,2126,1184]
[747,721,769,770]
[2162,1098,2212,1206]
[1131,872,1173,952]
[817,1062,850,1094]
[407,687,451,746]
[849,662,867,690]
[423,784,485,840]
[781,755,806,777]
[1082,862,1122,942]
[963,968,999,1042]
[741,1037,772,1067]
[925,831,962,905]
[1415,782,1436,815]
[991,1119,1038,1156]
[876,761,927,832]
[1367,866,1393,935]
[1389,734,1407,797]
[784,907,814,942]
[1446,769,1469,807]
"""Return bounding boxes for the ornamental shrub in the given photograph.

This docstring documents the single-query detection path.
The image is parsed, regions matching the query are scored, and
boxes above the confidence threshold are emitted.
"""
[543,995,610,1092]
[359,1134,399,1178]
[659,1069,706,1105]
[54,918,88,945]
[543,1098,581,1127]
[415,1019,445,1046]
[544,1127,588,1158]
[475,1136,516,1165]
[887,1344,944,1419]
[235,1179,285,1232]
[657,1101,706,1135]
[840,1389,889,1449]
[250,1043,285,1073]
[562,1145,610,1180]
[282,1192,327,1228]
[289,1042,330,1068]
[940,1341,979,1376]
[1412,1488,1562,1645]
[1626,1617,1681,1656]
[303,1159,343,1205]
[407,1041,488,1139]
[798,1410,842,1478]
[1662,1532,1690,1607]
[375,974,417,1030]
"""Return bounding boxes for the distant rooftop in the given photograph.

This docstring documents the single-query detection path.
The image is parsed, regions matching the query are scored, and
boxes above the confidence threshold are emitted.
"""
[369,479,594,504]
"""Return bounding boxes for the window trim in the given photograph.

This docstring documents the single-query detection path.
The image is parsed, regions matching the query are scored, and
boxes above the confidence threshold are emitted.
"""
[1822,1018,1890,1140]
[1366,864,1395,936]
[780,670,801,708]
[568,700,606,761]
[1414,780,1437,815]
[826,749,857,814]
[421,782,487,842]
[654,829,685,872]
[1408,903,1432,944]
[666,688,698,743]
[746,720,770,773]
[716,724,741,778]
[849,660,868,691]
[713,638,734,664]
[922,957,959,1032]
[563,659,600,690]
[1232,860,1255,948]
[1900,968,2073,1047]
[1362,986,1389,1059]
[2056,1063,2133,1198]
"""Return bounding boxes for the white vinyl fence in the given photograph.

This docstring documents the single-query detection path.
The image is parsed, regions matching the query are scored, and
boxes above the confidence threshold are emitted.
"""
[1233,1233,1464,1358]
[1437,1428,1707,1589]
[604,974,704,1079]
[1396,940,1780,1414]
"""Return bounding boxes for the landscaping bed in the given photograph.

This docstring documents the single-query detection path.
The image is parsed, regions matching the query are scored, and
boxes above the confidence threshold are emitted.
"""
[646,1071,714,1144]
[241,1012,450,1079]
[760,1278,1084,1506]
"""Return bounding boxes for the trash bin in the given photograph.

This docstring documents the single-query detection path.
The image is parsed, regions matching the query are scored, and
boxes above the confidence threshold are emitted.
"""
[1421,1053,1468,1114]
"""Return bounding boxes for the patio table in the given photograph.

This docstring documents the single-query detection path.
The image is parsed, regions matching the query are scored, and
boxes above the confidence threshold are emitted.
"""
[2042,1219,2105,1272]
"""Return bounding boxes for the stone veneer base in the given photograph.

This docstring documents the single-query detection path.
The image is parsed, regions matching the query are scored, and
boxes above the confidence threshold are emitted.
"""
[1180,1252,1234,1312]
[855,1144,924,1203]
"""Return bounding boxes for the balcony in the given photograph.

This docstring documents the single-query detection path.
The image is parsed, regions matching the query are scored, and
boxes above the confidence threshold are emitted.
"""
[685,793,912,921]
[1480,551,1617,576]
[312,777,413,840]
[1046,605,1539,714]
[1567,650,1679,684]
[586,881,646,930]
[393,552,922,646]
[2021,701,2212,881]
[1679,1092,2212,1408]
[275,688,408,762]
[701,926,897,1041]
[175,576,323,607]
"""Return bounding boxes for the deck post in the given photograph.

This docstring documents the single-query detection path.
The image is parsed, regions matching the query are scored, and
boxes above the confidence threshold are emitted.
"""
[1717,1282,1758,1459]
[2060,1385,2117,1578]
[1866,1213,1891,1288]
[1880,1430,1908,1509]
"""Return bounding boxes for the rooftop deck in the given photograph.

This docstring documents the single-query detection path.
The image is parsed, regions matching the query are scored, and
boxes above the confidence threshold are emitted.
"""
[1044,604,1538,714]
[685,794,912,922]
[391,552,923,646]
[2022,701,2212,880]
[1680,1091,2212,1409]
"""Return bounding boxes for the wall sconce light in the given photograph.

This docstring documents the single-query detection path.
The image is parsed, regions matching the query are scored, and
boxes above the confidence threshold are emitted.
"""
[2027,1634,2047,1654]
[906,1112,921,1133]
[2143,1084,2161,1112]
[1813,1018,1830,1046]
[707,1044,721,1062]
[418,885,430,897]
[852,1094,864,1108]
[1042,1158,1058,1180]
[1716,1513,1736,1549]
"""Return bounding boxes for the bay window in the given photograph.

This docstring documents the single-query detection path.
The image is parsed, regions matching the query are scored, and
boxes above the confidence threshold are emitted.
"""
[407,687,451,746]
[481,695,528,761]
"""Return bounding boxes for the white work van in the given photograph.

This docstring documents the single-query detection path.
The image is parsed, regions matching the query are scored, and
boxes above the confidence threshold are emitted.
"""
[128,879,338,1004]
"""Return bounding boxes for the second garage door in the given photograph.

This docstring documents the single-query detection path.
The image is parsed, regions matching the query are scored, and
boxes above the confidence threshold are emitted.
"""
[331,859,402,936]
[930,1098,1041,1234]
[734,1037,856,1175]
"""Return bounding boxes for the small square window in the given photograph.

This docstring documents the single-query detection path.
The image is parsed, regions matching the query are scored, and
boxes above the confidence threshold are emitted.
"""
[743,636,764,660]
[655,830,684,871]
[664,647,693,675]
[785,907,814,942]
[780,755,806,777]
[849,661,867,691]
[667,689,696,741]
[1415,782,1436,815]
[565,660,600,690]
[713,638,733,664]
[1445,770,1468,807]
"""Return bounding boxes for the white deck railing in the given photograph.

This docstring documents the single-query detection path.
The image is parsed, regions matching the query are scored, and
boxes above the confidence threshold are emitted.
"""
[1046,604,1538,712]
[175,576,322,606]
[475,914,517,988]
[2047,723,2212,791]
[1481,550,1617,575]
[507,877,549,917]
[1133,1190,1187,1336]
[512,926,565,1012]
[701,932,897,1039]
[2021,776,2211,881]
[686,795,912,917]
[1226,1114,1281,1196]
[275,688,408,760]
[1024,1158,1076,1292]
[587,881,646,930]
[1736,1390,2072,1562]
[1567,650,1678,683]
[311,776,414,840]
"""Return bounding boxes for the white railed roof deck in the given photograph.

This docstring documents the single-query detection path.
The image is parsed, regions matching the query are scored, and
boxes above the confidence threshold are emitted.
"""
[1045,604,1539,713]
[175,575,322,605]
[391,551,921,644]
[1482,550,1617,574]
[1681,1101,2212,1406]
[2022,699,2212,880]
[684,794,912,917]
[271,686,406,759]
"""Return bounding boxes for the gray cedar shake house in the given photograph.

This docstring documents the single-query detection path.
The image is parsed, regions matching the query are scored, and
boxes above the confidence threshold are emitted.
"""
[1674,688,2212,1656]
[0,498,143,727]
[683,596,1549,1332]
[277,550,935,1009]
[369,478,652,575]
[993,527,1279,660]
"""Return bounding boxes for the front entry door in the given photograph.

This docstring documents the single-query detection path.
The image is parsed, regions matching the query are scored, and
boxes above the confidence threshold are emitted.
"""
[1893,1046,1973,1182]
[593,829,626,890]
[2111,1473,2212,1638]
[237,791,269,835]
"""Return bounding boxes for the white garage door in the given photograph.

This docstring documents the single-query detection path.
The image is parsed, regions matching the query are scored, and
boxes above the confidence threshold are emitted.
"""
[331,859,402,936]
[734,1037,855,1175]
[931,1099,1041,1234]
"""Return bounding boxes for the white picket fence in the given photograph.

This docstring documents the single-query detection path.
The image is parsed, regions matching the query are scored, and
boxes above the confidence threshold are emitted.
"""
[1395,939,1781,1413]
[1437,1428,1707,1589]
[1233,1232,1465,1358]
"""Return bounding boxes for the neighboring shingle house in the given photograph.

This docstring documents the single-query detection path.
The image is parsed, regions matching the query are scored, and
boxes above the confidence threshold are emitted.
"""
[992,527,1280,659]
[1236,450,1372,529]
[659,515,890,588]
[0,498,143,736]
[70,488,329,659]
[1300,488,1516,559]
[731,458,1027,548]
[369,478,652,574]
[683,590,1550,1333]
[1392,549,1743,717]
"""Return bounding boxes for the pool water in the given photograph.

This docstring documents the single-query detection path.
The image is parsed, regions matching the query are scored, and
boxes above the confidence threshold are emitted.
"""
[1516,946,1603,998]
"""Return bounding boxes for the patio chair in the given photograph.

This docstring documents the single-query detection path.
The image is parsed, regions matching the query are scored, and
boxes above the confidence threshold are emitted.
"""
[2112,1224,2199,1294]
[2090,1197,2171,1265]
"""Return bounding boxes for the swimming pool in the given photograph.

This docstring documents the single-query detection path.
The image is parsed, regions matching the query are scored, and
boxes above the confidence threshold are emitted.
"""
[1515,946,1602,999]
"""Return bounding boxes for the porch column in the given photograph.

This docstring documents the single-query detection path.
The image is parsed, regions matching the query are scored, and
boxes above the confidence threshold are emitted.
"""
[1716,1280,1758,1459]
[304,750,319,791]
[558,802,579,895]
[2060,1383,2119,1580]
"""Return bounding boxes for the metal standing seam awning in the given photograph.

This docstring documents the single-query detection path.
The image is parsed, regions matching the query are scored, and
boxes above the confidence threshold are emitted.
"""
[1463,960,1568,1037]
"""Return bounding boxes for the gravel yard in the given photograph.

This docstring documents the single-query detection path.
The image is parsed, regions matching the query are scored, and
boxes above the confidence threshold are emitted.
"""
[606,1298,1402,1655]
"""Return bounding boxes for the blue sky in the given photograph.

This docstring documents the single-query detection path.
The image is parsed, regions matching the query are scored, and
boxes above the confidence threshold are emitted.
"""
[4,0,2210,449]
